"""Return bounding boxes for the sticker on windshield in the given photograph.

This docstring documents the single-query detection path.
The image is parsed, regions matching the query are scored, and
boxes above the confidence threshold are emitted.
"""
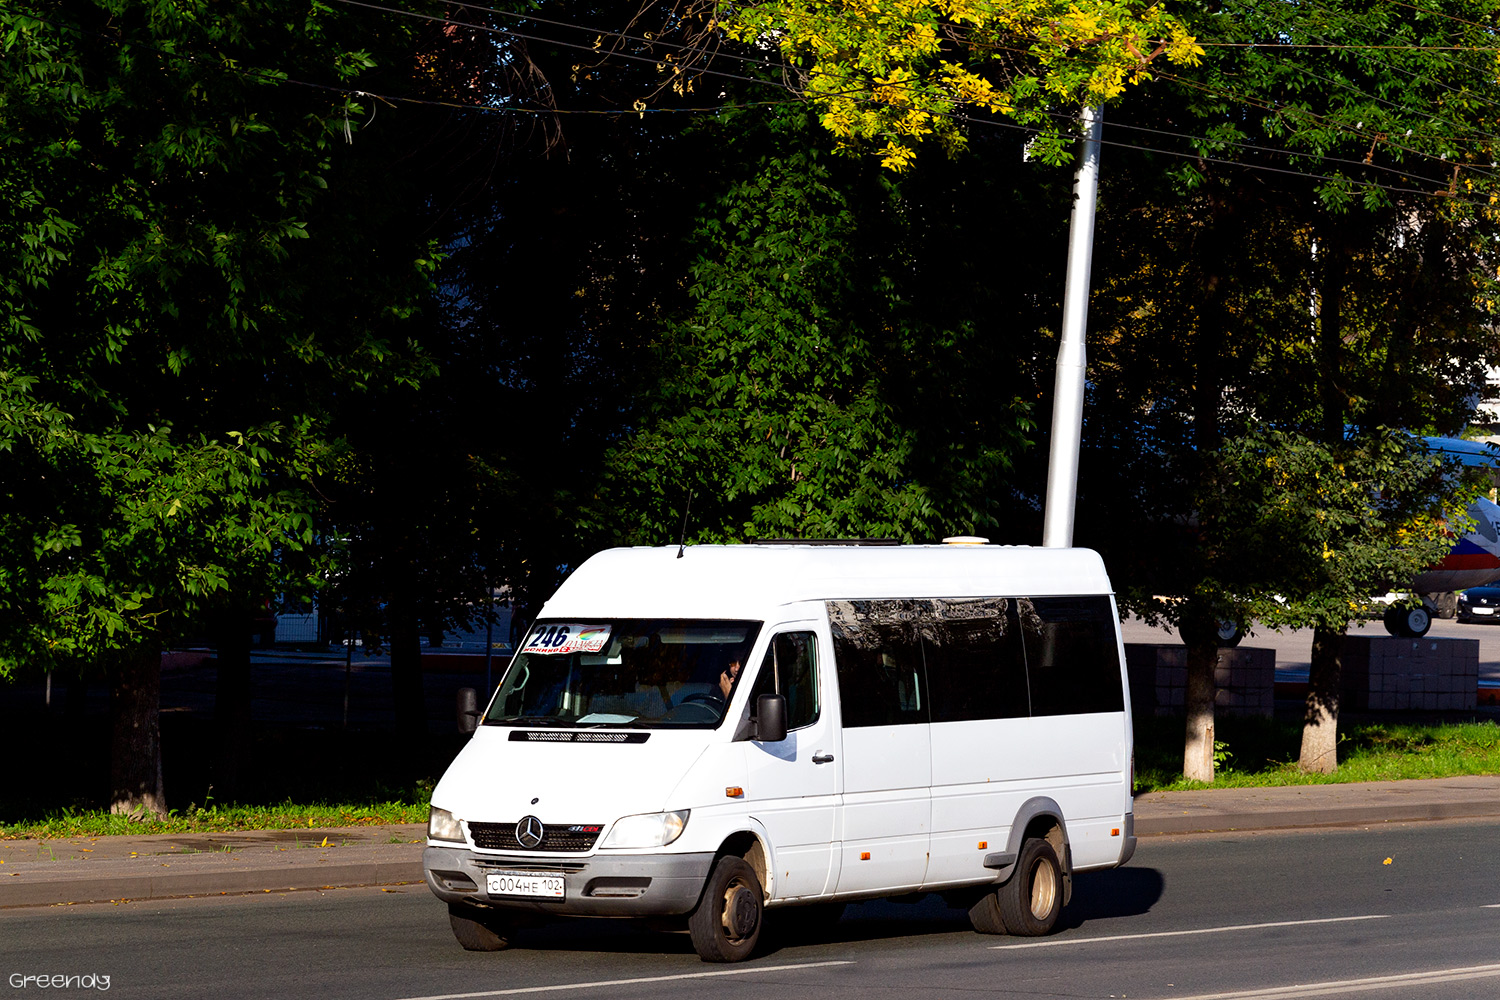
[522,624,612,655]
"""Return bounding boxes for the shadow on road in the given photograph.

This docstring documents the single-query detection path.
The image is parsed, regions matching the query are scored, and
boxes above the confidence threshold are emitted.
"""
[1057,866,1166,930]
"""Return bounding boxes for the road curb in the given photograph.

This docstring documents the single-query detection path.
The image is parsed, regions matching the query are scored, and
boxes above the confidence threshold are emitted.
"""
[1,859,424,908]
[1137,800,1500,836]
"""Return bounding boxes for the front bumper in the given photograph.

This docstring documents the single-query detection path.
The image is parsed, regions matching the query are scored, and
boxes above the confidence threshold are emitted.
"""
[424,844,715,917]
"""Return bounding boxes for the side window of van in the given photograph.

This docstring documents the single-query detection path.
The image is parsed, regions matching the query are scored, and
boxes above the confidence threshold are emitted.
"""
[747,632,820,732]
[921,598,1030,722]
[828,600,927,728]
[1019,596,1126,716]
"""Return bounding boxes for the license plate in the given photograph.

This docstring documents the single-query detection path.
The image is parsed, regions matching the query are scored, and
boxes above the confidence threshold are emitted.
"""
[1474,607,1494,616]
[486,870,565,899]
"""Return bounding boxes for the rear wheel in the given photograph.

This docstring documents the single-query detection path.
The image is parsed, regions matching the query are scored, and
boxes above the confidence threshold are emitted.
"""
[448,903,510,951]
[688,855,763,962]
[996,839,1063,936]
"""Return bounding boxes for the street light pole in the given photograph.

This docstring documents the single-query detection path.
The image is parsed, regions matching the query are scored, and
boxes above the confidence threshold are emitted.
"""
[1042,106,1104,549]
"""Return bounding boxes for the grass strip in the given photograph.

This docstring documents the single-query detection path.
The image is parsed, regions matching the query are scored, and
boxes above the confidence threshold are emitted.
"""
[0,794,431,841]
[1136,716,1500,792]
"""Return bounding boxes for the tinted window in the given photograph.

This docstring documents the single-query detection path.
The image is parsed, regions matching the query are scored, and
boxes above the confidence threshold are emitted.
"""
[746,631,820,732]
[1019,596,1125,716]
[828,600,928,728]
[920,598,1030,722]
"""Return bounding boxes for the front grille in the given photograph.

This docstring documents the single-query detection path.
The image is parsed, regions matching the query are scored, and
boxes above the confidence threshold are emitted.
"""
[469,822,603,852]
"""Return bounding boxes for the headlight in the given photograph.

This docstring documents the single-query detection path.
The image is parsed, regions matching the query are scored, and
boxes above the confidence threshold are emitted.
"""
[599,810,690,849]
[428,806,465,843]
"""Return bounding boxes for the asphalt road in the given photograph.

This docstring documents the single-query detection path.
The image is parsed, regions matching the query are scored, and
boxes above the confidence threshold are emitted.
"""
[6,818,1500,1000]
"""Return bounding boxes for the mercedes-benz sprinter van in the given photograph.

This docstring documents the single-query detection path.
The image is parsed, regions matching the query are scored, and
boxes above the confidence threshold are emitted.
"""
[423,542,1135,961]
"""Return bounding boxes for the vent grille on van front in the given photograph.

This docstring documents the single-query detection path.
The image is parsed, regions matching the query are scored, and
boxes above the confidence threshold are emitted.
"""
[469,822,603,852]
[507,731,650,743]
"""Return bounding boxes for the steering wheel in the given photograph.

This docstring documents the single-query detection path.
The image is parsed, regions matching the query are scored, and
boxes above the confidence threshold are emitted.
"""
[677,691,724,706]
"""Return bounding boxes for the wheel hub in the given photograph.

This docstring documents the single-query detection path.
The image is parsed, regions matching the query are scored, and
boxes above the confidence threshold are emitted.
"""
[722,884,760,939]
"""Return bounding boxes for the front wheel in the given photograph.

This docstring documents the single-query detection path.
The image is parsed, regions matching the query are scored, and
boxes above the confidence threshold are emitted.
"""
[996,838,1063,936]
[688,855,763,962]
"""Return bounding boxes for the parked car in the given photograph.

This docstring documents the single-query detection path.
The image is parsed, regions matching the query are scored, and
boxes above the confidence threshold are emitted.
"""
[1457,585,1500,623]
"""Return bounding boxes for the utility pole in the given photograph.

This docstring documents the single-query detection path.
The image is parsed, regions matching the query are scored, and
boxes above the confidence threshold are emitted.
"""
[1042,106,1104,549]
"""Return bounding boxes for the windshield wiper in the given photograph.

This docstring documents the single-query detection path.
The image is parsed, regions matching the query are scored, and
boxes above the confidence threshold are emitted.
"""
[492,715,570,726]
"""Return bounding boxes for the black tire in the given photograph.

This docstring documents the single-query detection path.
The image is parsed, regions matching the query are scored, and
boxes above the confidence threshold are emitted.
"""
[996,839,1063,937]
[688,855,763,962]
[448,904,510,951]
[1384,603,1432,638]
[1215,620,1244,648]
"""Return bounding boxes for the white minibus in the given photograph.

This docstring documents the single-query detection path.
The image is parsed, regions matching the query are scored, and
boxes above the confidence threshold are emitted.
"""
[423,541,1136,961]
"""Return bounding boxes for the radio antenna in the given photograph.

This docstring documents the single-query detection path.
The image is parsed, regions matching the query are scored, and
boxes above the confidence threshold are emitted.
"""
[676,491,693,559]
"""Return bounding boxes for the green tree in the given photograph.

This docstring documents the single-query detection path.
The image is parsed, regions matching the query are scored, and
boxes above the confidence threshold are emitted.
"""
[604,109,1048,544]
[0,1,434,813]
[1082,0,1500,780]
[1203,429,1472,772]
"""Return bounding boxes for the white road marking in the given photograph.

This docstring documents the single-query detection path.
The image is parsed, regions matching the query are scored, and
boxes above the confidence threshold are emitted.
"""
[392,960,855,1000]
[1159,962,1500,999]
[1482,903,1500,908]
[989,914,1388,950]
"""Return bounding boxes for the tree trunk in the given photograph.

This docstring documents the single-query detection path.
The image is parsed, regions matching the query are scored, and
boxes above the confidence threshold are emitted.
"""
[1182,636,1219,783]
[1300,624,1346,773]
[212,611,254,802]
[110,645,166,817]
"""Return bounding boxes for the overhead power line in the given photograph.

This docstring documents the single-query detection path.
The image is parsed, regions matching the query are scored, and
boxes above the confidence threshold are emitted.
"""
[4,0,1498,207]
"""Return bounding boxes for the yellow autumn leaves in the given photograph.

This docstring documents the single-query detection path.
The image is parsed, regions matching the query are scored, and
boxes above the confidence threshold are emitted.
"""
[721,0,1204,169]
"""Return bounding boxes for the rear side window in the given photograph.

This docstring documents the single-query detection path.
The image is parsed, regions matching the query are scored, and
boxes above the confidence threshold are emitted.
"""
[1019,596,1125,716]
[920,598,1030,723]
[828,600,927,728]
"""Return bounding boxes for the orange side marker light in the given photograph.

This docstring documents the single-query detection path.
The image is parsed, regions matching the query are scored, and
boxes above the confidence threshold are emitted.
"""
[725,787,744,798]
[860,852,871,861]
[1111,828,1120,837]
[977,841,987,850]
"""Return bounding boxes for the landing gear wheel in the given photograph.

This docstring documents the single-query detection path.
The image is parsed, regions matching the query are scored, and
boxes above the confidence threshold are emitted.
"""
[688,856,763,962]
[996,839,1063,937]
[1215,620,1245,648]
[448,903,510,951]
[1384,603,1432,638]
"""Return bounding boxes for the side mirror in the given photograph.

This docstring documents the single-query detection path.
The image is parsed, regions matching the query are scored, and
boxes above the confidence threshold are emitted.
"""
[755,693,788,743]
[457,687,482,734]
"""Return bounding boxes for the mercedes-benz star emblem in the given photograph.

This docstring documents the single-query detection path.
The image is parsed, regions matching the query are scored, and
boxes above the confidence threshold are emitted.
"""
[515,815,545,849]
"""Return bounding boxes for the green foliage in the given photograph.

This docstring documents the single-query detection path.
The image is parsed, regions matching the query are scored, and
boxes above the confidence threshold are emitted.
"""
[1202,428,1476,632]
[603,113,1036,544]
[0,1,435,672]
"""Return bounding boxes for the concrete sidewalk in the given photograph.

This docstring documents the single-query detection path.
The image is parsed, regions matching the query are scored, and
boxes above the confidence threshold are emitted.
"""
[6,776,1500,909]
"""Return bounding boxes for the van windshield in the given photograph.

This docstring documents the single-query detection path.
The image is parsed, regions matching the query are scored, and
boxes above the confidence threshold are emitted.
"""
[484,619,762,729]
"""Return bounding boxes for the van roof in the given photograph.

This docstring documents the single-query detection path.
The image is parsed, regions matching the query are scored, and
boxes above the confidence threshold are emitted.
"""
[539,544,1114,620]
